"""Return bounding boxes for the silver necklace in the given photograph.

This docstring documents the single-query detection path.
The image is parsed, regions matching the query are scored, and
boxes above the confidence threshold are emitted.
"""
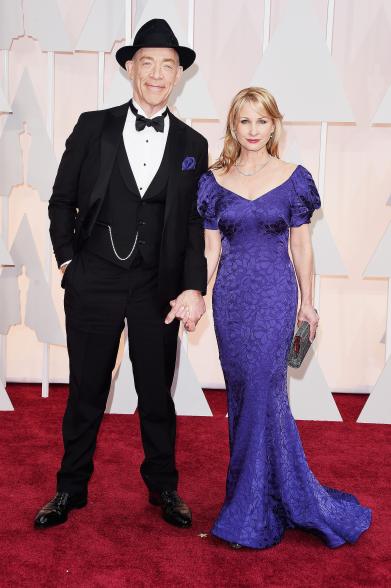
[234,156,272,177]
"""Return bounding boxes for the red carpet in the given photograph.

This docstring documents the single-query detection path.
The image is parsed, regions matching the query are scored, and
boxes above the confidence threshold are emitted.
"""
[0,385,390,588]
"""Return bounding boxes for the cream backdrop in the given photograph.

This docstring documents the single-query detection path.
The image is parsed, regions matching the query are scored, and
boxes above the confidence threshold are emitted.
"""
[1,0,391,420]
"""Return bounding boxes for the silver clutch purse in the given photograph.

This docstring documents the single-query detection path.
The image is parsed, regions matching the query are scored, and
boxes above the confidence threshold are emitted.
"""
[287,312,317,368]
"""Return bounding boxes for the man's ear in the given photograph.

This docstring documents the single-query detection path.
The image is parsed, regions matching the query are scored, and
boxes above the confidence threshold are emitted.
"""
[174,65,183,87]
[125,60,134,79]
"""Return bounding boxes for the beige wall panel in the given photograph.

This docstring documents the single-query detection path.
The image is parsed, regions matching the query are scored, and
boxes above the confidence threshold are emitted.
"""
[1,0,390,394]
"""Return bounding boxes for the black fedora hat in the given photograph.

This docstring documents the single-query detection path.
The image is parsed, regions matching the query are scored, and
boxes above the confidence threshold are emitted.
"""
[116,18,196,71]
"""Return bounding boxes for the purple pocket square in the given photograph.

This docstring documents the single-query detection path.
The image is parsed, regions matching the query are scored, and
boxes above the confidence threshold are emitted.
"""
[182,156,196,171]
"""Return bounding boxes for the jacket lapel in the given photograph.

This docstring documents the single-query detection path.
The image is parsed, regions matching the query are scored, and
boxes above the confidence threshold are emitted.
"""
[163,112,187,226]
[85,102,129,233]
[117,138,140,195]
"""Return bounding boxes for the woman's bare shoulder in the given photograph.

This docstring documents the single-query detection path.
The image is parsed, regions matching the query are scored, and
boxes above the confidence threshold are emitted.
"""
[211,167,228,179]
[210,167,235,184]
[273,159,298,173]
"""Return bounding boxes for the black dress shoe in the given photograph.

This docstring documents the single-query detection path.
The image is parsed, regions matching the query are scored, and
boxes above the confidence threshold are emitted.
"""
[149,490,192,528]
[34,492,87,529]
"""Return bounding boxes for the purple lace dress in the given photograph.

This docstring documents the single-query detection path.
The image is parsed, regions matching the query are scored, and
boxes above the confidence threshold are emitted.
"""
[197,165,371,549]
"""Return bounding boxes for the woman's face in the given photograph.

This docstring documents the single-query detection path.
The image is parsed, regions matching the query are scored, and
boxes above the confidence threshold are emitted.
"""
[235,102,275,153]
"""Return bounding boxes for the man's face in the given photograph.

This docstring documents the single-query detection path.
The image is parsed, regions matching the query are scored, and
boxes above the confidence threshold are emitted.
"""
[126,47,183,115]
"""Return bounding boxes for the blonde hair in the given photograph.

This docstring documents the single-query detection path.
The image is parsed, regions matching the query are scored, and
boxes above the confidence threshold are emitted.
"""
[211,87,283,172]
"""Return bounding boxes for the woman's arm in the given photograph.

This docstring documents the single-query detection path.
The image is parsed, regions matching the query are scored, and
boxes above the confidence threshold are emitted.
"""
[290,224,319,341]
[172,229,221,333]
[204,228,222,284]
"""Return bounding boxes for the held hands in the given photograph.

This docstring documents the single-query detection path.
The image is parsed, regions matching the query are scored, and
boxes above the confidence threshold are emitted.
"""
[297,304,319,342]
[164,290,206,332]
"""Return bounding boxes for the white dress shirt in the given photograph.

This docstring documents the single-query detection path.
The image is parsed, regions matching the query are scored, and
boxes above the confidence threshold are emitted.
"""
[123,98,170,197]
[61,99,169,268]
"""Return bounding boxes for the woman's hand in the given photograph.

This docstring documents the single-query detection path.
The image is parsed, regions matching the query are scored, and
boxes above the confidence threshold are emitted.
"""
[297,304,319,342]
[165,290,206,332]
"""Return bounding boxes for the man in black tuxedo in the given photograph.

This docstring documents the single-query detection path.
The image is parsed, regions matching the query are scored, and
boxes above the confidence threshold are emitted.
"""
[35,19,208,530]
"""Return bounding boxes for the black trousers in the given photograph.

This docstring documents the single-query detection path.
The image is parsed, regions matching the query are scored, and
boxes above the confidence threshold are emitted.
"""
[57,248,179,496]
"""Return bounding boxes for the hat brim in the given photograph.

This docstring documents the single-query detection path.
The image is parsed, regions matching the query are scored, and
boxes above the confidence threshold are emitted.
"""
[116,44,196,71]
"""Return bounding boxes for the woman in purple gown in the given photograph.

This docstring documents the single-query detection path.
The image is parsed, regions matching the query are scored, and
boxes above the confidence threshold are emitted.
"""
[197,87,371,549]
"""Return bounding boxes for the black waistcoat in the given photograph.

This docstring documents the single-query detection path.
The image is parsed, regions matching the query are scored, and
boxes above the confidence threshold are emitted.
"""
[86,138,169,269]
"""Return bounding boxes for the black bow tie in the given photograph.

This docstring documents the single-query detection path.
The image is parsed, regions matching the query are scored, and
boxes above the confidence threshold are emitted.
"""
[129,100,168,133]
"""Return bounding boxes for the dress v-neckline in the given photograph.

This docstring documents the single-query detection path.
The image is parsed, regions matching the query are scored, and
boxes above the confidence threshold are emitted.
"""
[209,165,300,202]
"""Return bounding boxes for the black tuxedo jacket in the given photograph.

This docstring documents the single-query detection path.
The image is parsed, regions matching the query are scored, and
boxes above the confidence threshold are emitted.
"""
[48,102,209,303]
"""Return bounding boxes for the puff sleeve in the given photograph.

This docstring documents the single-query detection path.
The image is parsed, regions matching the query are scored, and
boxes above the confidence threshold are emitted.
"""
[289,166,321,227]
[197,172,219,230]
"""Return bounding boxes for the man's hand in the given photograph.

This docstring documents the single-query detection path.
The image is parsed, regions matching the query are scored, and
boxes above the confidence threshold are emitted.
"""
[164,290,205,332]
